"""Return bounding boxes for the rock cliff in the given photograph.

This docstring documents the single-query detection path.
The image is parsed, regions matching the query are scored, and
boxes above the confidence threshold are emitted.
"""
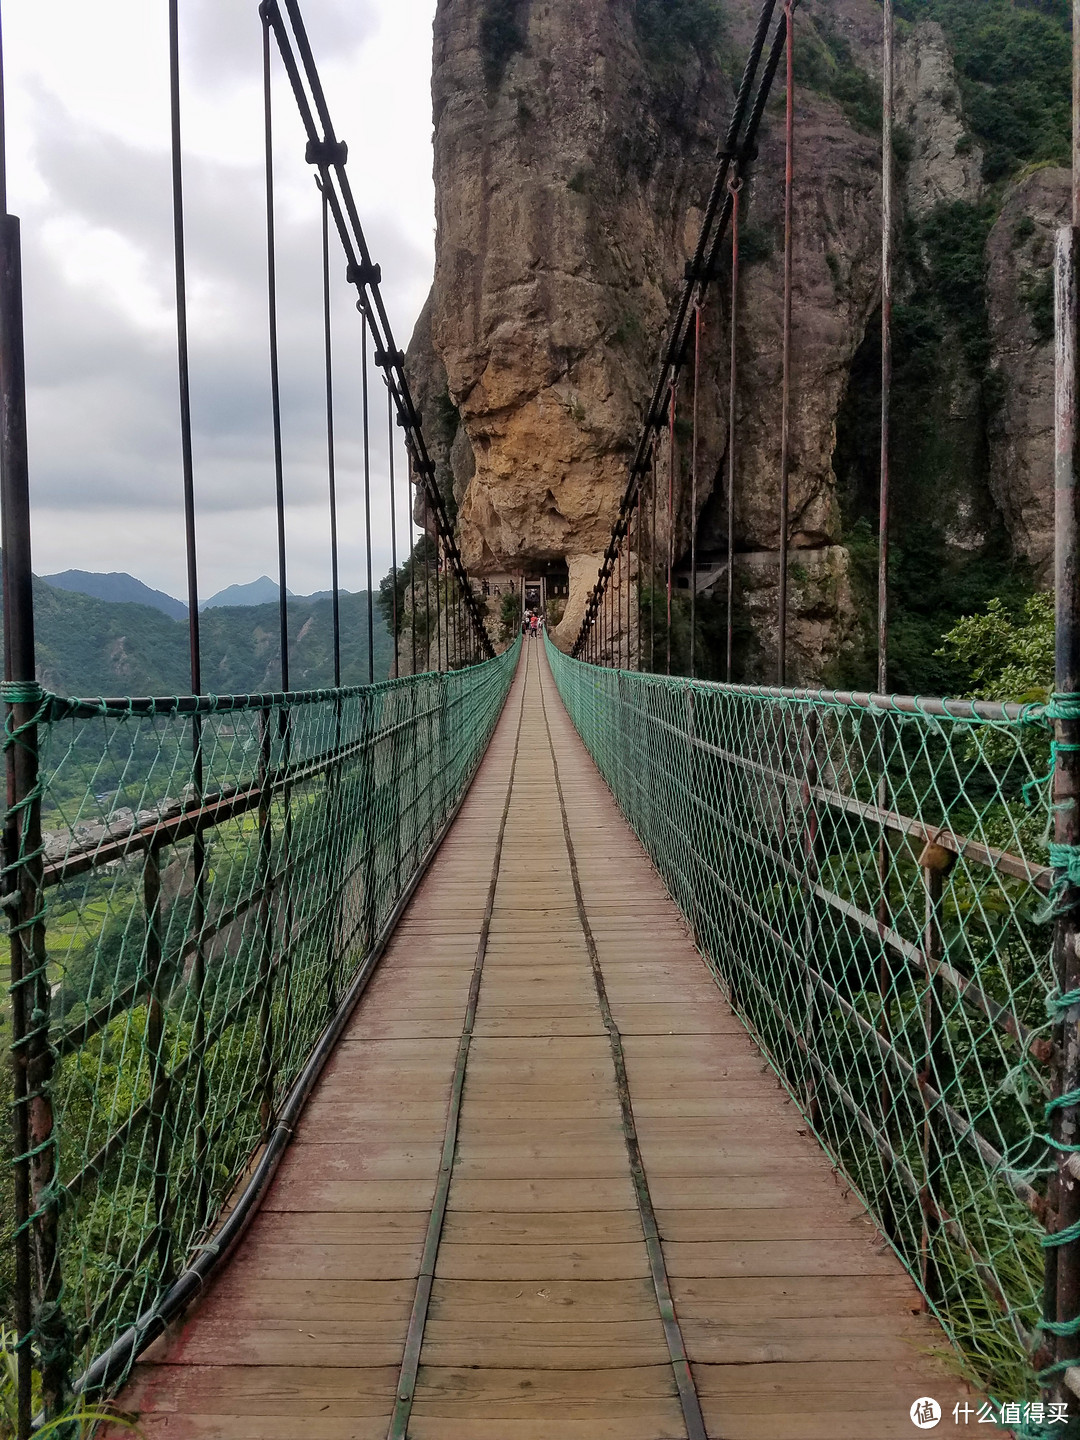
[406,0,1066,686]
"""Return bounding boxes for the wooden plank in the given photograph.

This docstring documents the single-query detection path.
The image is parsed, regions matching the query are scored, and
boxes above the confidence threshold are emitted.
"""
[670,1274,922,1322]
[440,1211,644,1245]
[407,1365,682,1420]
[434,1241,652,1282]
[119,1365,400,1416]
[103,1416,391,1439]
[655,1206,875,1242]
[265,1176,439,1212]
[692,1359,969,1400]
[679,1312,941,1365]
[419,1318,669,1369]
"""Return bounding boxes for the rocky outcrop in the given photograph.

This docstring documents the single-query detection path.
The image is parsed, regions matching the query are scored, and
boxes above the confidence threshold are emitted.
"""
[896,21,983,217]
[407,0,1061,681]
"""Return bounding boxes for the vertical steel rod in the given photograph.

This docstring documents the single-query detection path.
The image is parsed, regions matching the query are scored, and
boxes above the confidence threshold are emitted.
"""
[667,385,675,676]
[1048,8,1080,1381]
[388,385,399,677]
[690,305,700,678]
[263,20,289,693]
[171,0,209,1249]
[651,446,657,673]
[0,189,48,1440]
[321,188,341,688]
[361,313,374,683]
[777,0,794,685]
[409,471,418,676]
[727,173,741,683]
[879,0,894,695]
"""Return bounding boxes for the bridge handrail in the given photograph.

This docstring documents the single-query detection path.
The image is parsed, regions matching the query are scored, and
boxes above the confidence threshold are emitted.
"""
[546,634,1055,1398]
[2,640,520,1403]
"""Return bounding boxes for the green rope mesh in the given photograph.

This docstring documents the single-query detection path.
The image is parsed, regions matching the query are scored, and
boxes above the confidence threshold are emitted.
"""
[545,634,1067,1405]
[1,642,518,1402]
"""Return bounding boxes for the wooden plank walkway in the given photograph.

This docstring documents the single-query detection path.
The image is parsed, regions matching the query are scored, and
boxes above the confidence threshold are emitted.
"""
[110,640,968,1439]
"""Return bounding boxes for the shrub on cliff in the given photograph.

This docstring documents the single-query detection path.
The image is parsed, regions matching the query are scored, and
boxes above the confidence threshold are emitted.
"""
[479,0,527,92]
[634,0,723,67]
[897,0,1071,181]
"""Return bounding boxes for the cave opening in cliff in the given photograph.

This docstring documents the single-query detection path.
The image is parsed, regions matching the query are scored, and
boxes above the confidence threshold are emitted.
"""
[833,305,1032,695]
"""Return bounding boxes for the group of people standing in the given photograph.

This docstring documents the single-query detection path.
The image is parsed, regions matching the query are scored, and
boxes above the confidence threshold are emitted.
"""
[522,611,543,638]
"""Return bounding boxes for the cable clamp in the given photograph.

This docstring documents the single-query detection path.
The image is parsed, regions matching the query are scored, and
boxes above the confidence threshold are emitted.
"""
[373,348,406,370]
[305,137,348,168]
[346,259,382,288]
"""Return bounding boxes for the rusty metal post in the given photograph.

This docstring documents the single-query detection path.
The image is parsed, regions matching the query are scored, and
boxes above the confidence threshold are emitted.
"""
[917,842,952,1311]
[0,206,62,1426]
[800,712,820,1127]
[256,706,277,1133]
[727,172,741,684]
[690,305,701,678]
[1046,15,1080,1385]
[874,0,898,1244]
[777,0,794,685]
[667,384,676,676]
[879,0,894,696]
[144,848,174,1284]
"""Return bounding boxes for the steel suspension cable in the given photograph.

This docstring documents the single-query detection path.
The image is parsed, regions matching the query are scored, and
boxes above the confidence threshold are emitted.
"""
[572,0,791,659]
[262,0,491,659]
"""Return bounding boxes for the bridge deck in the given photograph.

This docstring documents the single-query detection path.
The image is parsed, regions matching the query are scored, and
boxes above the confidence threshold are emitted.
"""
[113,642,966,1439]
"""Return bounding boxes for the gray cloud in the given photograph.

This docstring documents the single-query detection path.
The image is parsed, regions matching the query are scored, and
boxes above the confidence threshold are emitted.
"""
[15,3,434,600]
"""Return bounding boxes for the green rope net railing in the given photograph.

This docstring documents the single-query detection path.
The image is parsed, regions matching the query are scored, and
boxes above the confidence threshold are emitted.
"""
[545,634,1060,1403]
[1,640,518,1404]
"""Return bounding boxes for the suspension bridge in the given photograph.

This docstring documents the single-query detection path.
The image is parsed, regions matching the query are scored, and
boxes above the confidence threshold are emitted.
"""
[3,1,1080,1438]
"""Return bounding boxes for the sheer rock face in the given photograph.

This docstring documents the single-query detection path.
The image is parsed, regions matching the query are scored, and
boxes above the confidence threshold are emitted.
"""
[986,168,1070,583]
[896,20,983,217]
[407,1,1057,676]
[414,0,730,595]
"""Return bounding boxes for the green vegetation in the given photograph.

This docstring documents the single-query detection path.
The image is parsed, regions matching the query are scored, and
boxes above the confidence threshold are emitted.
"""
[1020,266,1055,342]
[737,222,775,266]
[938,591,1053,703]
[896,0,1072,181]
[610,310,645,348]
[379,535,439,659]
[633,0,724,87]
[479,0,528,92]
[499,589,520,643]
[0,1332,142,1437]
[15,580,392,699]
[793,15,882,134]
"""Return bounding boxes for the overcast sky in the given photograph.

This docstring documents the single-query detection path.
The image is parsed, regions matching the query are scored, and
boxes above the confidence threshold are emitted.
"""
[3,0,438,602]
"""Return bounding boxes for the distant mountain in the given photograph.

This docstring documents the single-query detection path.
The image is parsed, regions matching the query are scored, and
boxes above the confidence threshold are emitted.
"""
[41,569,187,621]
[201,576,293,611]
[20,579,392,697]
